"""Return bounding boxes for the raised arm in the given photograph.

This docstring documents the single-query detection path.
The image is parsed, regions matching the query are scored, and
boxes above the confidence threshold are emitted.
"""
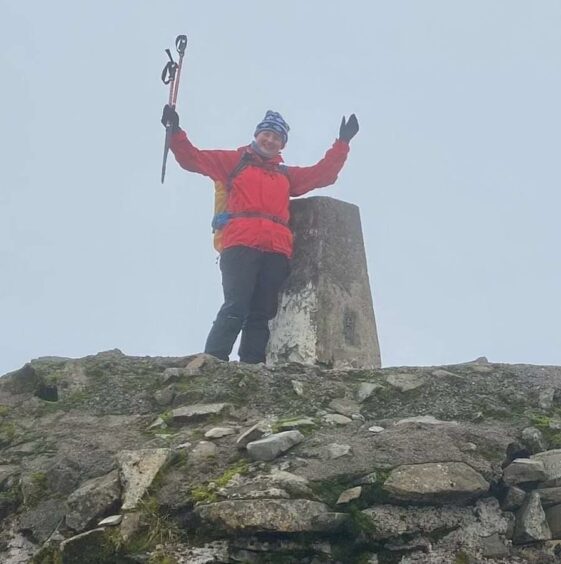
[286,114,359,197]
[162,105,239,182]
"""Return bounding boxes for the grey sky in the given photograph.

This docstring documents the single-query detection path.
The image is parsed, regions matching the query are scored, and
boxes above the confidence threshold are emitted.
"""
[1,1,560,376]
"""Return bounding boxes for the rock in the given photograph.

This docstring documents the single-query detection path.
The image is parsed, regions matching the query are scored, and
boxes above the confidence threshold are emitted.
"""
[539,388,556,410]
[275,417,316,431]
[432,369,462,379]
[386,373,425,392]
[545,504,561,539]
[322,414,352,425]
[18,498,65,543]
[196,499,347,533]
[361,504,472,540]
[247,431,304,461]
[538,487,561,508]
[356,382,382,402]
[368,425,385,433]
[185,354,216,375]
[395,415,456,426]
[460,442,478,452]
[171,403,231,423]
[513,490,552,543]
[60,528,116,563]
[502,486,526,511]
[190,441,218,462]
[480,532,509,558]
[326,443,351,459]
[153,385,175,406]
[503,458,547,485]
[98,514,122,526]
[204,427,236,439]
[291,380,305,396]
[65,470,121,532]
[522,427,548,454]
[336,486,362,504]
[532,449,561,487]
[148,417,166,429]
[385,536,431,553]
[383,462,489,505]
[161,367,184,384]
[120,511,145,543]
[356,471,380,485]
[118,448,171,510]
[328,398,360,417]
[0,465,19,490]
[236,421,269,449]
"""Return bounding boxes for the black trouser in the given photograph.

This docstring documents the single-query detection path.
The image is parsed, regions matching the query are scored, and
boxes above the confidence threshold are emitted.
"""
[204,246,290,364]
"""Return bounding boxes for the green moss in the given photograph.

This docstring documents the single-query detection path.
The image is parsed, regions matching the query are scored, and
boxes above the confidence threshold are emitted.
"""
[271,416,317,434]
[190,460,249,504]
[0,421,16,446]
[148,551,178,564]
[31,545,63,564]
[530,413,561,448]
[0,405,10,417]
[26,472,49,507]
[454,550,470,564]
[160,409,173,425]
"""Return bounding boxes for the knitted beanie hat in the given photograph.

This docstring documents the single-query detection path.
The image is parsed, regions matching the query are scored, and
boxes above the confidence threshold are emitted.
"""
[254,110,290,146]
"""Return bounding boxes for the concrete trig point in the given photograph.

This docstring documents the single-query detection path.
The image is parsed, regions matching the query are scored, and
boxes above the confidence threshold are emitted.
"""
[267,196,381,369]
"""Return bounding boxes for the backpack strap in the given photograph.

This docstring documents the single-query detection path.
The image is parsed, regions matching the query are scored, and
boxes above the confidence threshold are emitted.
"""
[212,153,289,232]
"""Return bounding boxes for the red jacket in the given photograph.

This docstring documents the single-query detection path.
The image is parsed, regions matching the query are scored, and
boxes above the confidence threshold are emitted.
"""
[170,130,350,257]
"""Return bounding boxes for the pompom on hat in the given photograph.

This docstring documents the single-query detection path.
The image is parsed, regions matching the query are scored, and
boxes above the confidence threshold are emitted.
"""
[254,110,290,146]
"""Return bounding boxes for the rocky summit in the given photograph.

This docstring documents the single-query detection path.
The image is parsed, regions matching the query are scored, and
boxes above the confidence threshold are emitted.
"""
[3,351,561,562]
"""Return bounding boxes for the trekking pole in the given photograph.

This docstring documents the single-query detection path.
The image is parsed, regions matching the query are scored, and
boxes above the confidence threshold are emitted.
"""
[161,34,188,184]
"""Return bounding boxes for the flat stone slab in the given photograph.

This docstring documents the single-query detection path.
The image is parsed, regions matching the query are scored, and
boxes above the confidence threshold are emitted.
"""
[171,403,231,423]
[118,448,171,510]
[323,414,352,425]
[537,487,561,508]
[328,398,361,417]
[395,415,456,426]
[327,443,352,459]
[236,421,269,449]
[383,462,489,504]
[362,504,472,541]
[532,450,561,487]
[98,515,122,526]
[337,486,362,504]
[247,431,304,461]
[386,373,426,392]
[503,458,547,485]
[196,499,347,533]
[204,427,236,439]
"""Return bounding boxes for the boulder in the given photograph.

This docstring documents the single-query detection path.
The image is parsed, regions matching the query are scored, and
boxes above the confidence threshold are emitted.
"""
[247,431,304,461]
[171,403,231,423]
[196,499,348,533]
[117,448,171,510]
[513,490,551,544]
[65,470,121,532]
[503,458,547,485]
[383,462,489,505]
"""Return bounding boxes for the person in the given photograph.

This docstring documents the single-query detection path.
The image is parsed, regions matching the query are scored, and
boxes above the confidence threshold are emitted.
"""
[161,105,359,364]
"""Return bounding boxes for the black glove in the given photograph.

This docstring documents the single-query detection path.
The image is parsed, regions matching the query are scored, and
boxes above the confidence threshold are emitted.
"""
[161,104,180,133]
[339,114,359,143]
